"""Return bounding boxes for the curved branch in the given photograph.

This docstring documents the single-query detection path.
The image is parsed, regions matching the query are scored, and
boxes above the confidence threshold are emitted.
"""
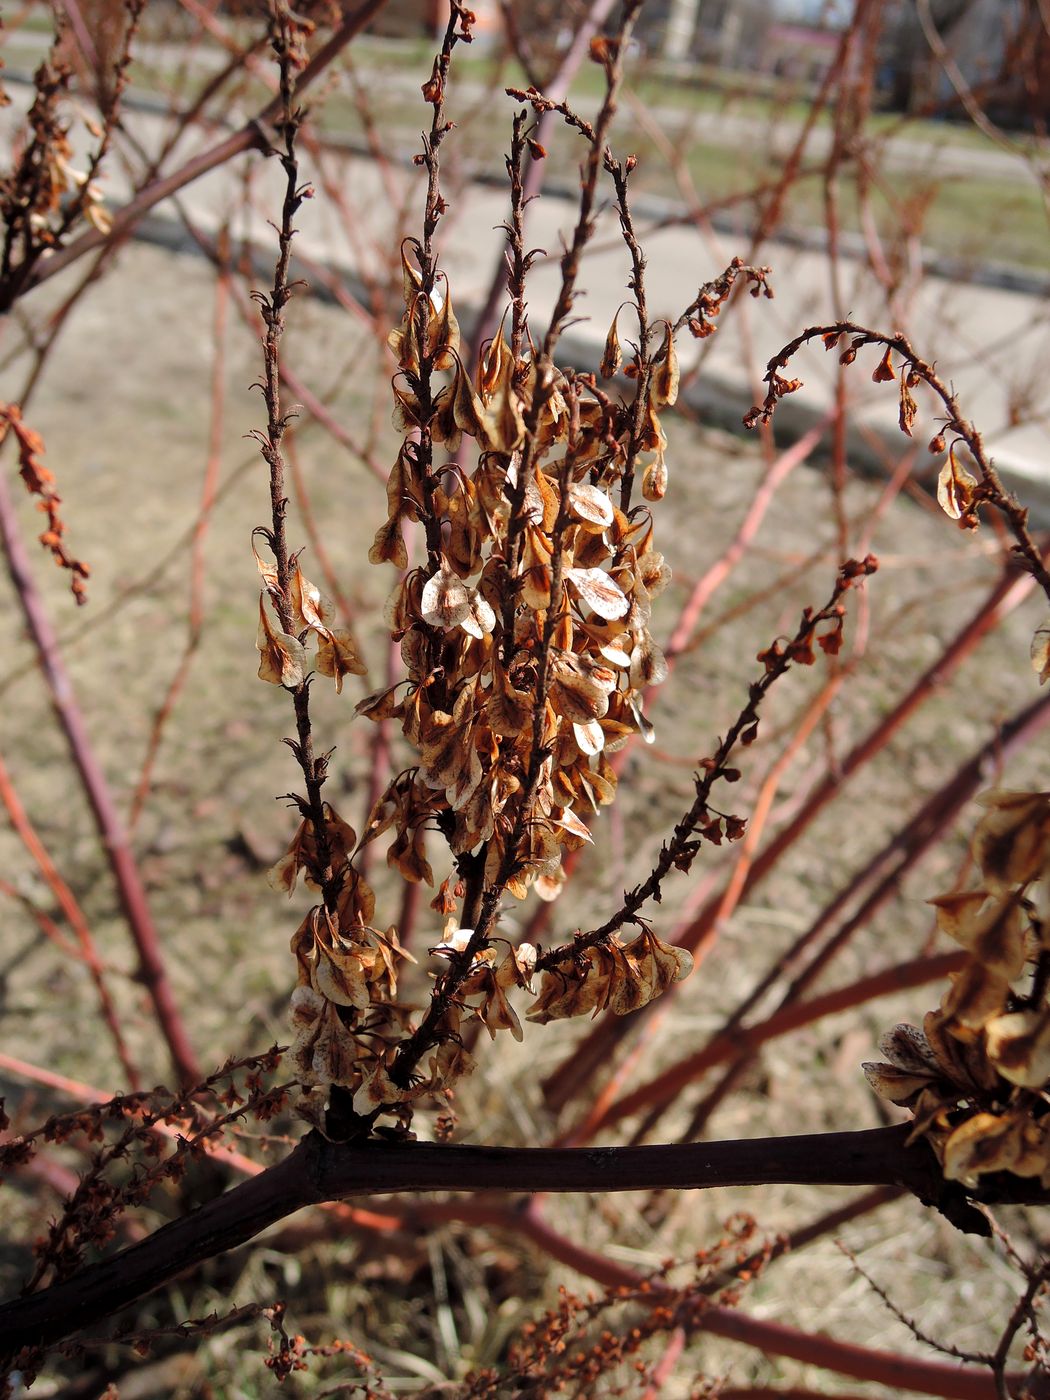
[4,1124,1047,1360]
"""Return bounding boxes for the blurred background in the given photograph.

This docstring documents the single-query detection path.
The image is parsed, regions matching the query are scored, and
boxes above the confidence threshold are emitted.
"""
[1,1,1049,1394]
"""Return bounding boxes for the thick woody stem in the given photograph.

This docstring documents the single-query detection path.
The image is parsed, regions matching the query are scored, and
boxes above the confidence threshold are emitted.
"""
[5,1123,1031,1362]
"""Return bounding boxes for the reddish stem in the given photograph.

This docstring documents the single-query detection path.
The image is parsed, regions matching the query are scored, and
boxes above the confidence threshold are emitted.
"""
[642,683,1050,1144]
[513,1209,1021,1400]
[589,949,964,1135]
[542,560,1038,1112]
[130,235,231,830]
[0,755,139,1086]
[0,464,200,1087]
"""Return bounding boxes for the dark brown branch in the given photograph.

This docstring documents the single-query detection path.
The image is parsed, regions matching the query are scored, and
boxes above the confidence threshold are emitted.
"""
[5,1124,1049,1362]
[537,557,876,972]
[747,321,1050,605]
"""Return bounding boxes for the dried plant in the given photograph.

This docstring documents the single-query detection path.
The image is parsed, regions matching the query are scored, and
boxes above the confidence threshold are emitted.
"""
[1,1,1050,1397]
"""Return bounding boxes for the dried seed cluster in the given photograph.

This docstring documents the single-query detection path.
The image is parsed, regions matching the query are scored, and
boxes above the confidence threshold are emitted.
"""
[865,791,1050,1187]
[276,232,697,1123]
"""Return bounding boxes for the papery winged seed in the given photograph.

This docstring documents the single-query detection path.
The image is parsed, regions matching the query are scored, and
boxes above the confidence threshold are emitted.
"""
[652,325,679,407]
[446,743,484,811]
[313,946,371,1011]
[924,1007,997,1092]
[936,447,978,521]
[566,567,630,620]
[317,629,367,690]
[430,276,460,370]
[526,964,602,1023]
[475,979,522,1041]
[421,560,471,631]
[929,890,989,940]
[432,927,482,960]
[488,681,531,736]
[550,655,616,721]
[401,628,430,679]
[584,659,618,695]
[942,960,1009,1032]
[478,319,511,398]
[972,792,1050,890]
[256,595,307,688]
[644,932,693,990]
[599,642,632,668]
[942,1112,1020,1184]
[352,1063,410,1115]
[568,482,614,529]
[637,551,672,597]
[600,308,622,379]
[391,384,424,433]
[966,898,1026,978]
[554,807,593,843]
[899,379,918,437]
[486,381,526,454]
[975,788,1047,811]
[608,955,650,1016]
[628,693,656,744]
[629,639,669,691]
[354,685,403,722]
[642,458,668,502]
[252,537,280,592]
[452,361,488,440]
[1032,620,1050,685]
[521,473,546,525]
[573,718,605,755]
[461,592,496,640]
[878,1024,941,1076]
[511,942,537,984]
[400,241,423,301]
[551,677,607,723]
[369,514,408,569]
[289,983,325,1030]
[862,1062,938,1108]
[505,870,531,901]
[312,1010,361,1088]
[429,1039,476,1089]
[985,1010,1050,1088]
[534,869,565,902]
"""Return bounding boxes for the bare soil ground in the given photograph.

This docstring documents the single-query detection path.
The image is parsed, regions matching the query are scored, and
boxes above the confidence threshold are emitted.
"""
[1,236,1048,1396]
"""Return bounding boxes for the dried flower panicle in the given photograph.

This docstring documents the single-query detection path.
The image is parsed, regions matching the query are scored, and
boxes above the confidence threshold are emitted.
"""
[362,238,676,897]
[268,11,776,1127]
[865,790,1050,1187]
[457,1216,769,1397]
[284,217,698,1117]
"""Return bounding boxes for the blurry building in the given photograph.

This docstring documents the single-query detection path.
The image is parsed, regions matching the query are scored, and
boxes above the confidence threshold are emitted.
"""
[755,20,840,81]
[881,0,1050,127]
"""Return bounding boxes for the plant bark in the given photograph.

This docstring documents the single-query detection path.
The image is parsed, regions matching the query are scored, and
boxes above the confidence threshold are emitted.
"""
[4,1124,1045,1360]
